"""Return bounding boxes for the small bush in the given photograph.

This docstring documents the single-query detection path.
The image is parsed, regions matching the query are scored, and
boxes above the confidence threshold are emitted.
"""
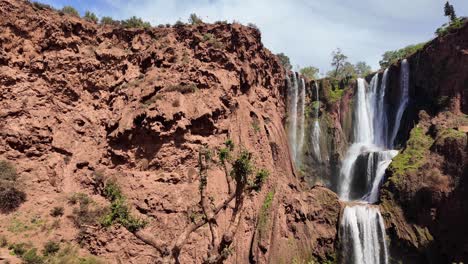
[0,160,17,181]
[23,248,43,264]
[0,185,26,213]
[43,241,60,256]
[84,11,98,23]
[174,20,184,26]
[121,16,151,28]
[50,206,64,217]
[231,150,254,184]
[32,1,54,10]
[68,193,91,205]
[252,169,269,191]
[101,180,146,232]
[166,83,198,94]
[0,235,7,247]
[61,6,79,17]
[189,13,203,25]
[101,16,119,26]
[9,243,28,256]
[247,23,259,31]
[172,98,181,107]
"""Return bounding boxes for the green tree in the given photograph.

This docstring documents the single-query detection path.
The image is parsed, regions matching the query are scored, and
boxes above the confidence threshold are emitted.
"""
[121,16,151,28]
[444,1,457,21]
[101,16,119,25]
[379,43,425,68]
[330,48,347,78]
[189,13,203,25]
[355,61,372,77]
[300,66,319,80]
[84,11,98,23]
[61,6,79,16]
[276,53,292,71]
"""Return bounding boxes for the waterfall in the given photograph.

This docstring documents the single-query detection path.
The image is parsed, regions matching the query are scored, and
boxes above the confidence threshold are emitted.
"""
[338,60,410,264]
[340,205,389,264]
[311,82,321,161]
[297,78,306,166]
[390,59,409,148]
[288,73,299,162]
[287,73,306,166]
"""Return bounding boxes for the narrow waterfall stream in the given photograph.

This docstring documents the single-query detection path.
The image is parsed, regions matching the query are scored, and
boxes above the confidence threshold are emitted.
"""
[338,60,409,264]
[287,73,306,166]
[311,82,321,161]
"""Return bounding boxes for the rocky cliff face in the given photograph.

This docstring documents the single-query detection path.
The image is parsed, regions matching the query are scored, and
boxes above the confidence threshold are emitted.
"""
[0,0,340,263]
[378,21,468,264]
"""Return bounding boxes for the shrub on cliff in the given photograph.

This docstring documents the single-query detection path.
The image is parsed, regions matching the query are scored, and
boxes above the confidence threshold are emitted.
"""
[276,53,292,71]
[379,43,426,68]
[0,161,26,213]
[121,16,151,29]
[84,11,98,23]
[101,16,120,26]
[61,6,79,17]
[189,13,203,25]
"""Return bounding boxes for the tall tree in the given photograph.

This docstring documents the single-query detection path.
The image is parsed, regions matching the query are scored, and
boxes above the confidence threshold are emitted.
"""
[300,66,319,80]
[355,61,372,77]
[444,1,457,22]
[331,48,347,78]
[276,53,292,71]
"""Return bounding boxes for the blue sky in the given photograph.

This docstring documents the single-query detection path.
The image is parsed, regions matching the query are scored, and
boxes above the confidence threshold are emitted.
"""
[39,0,468,75]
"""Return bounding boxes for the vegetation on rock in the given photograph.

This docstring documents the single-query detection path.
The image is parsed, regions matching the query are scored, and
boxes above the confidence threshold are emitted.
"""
[379,43,426,68]
[300,66,319,80]
[276,53,292,71]
[0,161,26,213]
[61,6,79,17]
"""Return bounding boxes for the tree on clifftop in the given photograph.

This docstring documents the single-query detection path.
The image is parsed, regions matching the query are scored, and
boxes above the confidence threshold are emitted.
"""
[444,1,457,22]
[300,66,319,80]
[330,48,347,78]
[276,53,292,71]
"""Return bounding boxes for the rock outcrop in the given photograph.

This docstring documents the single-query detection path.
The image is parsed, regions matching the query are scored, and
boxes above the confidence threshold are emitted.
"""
[0,0,340,263]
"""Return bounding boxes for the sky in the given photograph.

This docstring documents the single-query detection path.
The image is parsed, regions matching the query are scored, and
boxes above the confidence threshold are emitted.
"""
[39,0,468,75]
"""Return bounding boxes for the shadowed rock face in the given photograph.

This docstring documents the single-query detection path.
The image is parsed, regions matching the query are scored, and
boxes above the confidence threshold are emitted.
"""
[0,0,340,263]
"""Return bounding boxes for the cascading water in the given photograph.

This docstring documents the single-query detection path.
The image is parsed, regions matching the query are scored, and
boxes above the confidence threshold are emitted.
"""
[297,78,306,166]
[287,73,299,162]
[390,59,409,148]
[287,73,305,166]
[340,206,389,264]
[311,82,321,161]
[338,60,410,264]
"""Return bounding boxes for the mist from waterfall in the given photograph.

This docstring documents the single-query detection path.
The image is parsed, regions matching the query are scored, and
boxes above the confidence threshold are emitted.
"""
[311,82,321,161]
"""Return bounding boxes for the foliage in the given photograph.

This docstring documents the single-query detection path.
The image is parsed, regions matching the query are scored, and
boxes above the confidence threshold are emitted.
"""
[68,193,91,205]
[100,16,119,26]
[43,241,60,256]
[355,61,372,77]
[300,66,319,80]
[0,160,17,181]
[379,43,425,68]
[23,248,44,264]
[61,6,79,17]
[31,1,54,10]
[435,17,465,37]
[389,126,434,181]
[224,139,235,151]
[166,83,198,94]
[257,190,275,234]
[444,1,457,21]
[252,169,269,191]
[101,180,146,232]
[0,185,26,213]
[0,235,7,247]
[330,48,348,78]
[276,53,292,71]
[189,13,203,25]
[50,206,64,217]
[121,16,151,28]
[231,150,254,185]
[9,242,28,256]
[84,11,98,23]
[247,23,260,32]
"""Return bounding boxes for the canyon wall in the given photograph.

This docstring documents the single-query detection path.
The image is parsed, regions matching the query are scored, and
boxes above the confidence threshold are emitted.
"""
[0,0,340,263]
